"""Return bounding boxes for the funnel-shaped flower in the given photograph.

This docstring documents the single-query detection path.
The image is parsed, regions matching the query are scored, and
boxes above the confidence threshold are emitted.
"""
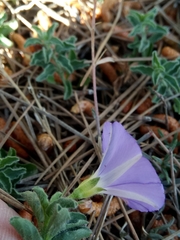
[70,122,165,212]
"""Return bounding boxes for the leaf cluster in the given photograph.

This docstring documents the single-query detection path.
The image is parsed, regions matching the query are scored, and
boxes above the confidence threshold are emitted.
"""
[25,22,88,99]
[127,7,168,56]
[148,217,177,240]
[0,11,18,47]
[131,51,180,114]
[10,186,92,240]
[0,148,37,200]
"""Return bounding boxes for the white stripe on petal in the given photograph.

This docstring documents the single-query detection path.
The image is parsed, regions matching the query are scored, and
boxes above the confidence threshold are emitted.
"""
[102,188,158,208]
[98,153,142,187]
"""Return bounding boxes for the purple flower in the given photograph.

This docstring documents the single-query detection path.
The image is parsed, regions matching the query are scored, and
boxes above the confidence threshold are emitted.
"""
[70,122,165,212]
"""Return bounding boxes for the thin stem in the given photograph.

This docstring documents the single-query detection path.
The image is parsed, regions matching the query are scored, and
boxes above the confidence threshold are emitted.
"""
[91,0,100,138]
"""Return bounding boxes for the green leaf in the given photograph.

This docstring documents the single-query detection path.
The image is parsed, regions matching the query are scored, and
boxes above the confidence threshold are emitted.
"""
[53,227,92,240]
[33,186,49,211]
[163,60,180,74]
[46,22,59,39]
[21,190,45,229]
[0,155,19,169]
[32,25,44,38]
[152,51,163,69]
[163,74,180,92]
[0,172,12,193]
[152,71,162,85]
[24,38,42,47]
[130,65,153,76]
[57,56,73,74]
[138,35,150,53]
[45,207,71,239]
[20,163,38,178]
[4,167,26,180]
[173,98,180,114]
[30,49,47,67]
[36,63,56,82]
[50,192,62,203]
[0,34,13,47]
[51,37,64,51]
[42,47,53,64]
[0,12,8,25]
[10,217,43,240]
[70,59,88,71]
[63,80,72,100]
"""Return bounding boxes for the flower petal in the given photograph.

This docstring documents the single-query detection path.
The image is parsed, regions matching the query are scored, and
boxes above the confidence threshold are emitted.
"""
[96,122,142,177]
[101,121,112,155]
[101,157,165,212]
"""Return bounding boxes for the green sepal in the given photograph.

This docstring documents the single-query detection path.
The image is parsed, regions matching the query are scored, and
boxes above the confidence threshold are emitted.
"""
[69,176,104,199]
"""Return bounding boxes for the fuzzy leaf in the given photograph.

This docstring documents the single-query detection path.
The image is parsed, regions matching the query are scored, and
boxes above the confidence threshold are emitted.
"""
[21,190,45,229]
[0,172,12,193]
[46,22,59,39]
[24,38,42,47]
[57,56,73,74]
[131,65,153,76]
[173,98,180,114]
[36,63,56,82]
[10,217,43,240]
[53,228,92,240]
[64,80,73,100]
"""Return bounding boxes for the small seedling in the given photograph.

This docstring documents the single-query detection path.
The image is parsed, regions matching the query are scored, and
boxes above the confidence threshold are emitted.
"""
[24,22,88,100]
[10,186,92,240]
[131,51,180,114]
[0,11,18,47]
[127,7,168,56]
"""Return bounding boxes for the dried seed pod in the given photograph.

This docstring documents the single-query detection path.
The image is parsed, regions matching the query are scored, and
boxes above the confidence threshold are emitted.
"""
[153,114,180,141]
[102,23,134,41]
[71,100,94,117]
[63,139,77,153]
[136,97,153,114]
[78,197,120,217]
[10,122,34,151]
[0,118,29,158]
[99,62,118,83]
[101,0,120,22]
[161,46,180,59]
[37,133,53,151]
[120,99,133,113]
[139,125,173,143]
[10,32,31,66]
[123,2,142,17]
[5,139,29,158]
